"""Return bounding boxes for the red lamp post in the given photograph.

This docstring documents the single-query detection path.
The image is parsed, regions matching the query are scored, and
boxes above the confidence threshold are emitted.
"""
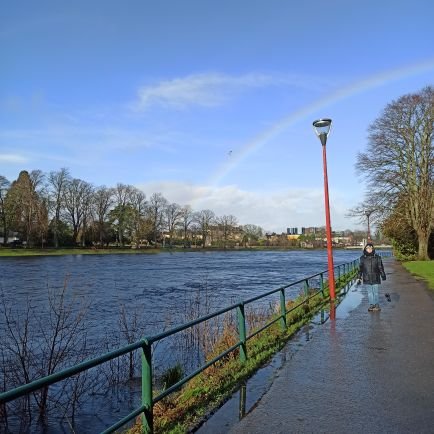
[313,119,336,301]
[365,210,372,243]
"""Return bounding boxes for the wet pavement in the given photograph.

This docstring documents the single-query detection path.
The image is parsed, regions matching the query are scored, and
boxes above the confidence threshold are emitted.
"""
[200,259,434,434]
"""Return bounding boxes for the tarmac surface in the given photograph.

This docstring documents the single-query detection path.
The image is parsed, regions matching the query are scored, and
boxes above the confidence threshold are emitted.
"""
[202,258,434,434]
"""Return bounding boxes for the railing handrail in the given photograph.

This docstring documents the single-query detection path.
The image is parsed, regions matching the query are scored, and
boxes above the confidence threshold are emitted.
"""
[0,253,392,432]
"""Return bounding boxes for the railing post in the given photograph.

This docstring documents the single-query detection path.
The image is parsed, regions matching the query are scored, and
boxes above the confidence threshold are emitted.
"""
[142,340,153,434]
[237,303,247,362]
[280,288,287,331]
[344,263,349,292]
[320,273,324,296]
[303,279,310,313]
[337,265,341,285]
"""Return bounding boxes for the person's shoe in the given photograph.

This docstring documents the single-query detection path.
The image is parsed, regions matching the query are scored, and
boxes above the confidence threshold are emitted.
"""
[373,304,381,311]
[368,304,375,312]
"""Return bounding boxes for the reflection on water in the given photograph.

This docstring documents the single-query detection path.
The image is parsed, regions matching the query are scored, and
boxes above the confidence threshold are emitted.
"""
[0,249,364,433]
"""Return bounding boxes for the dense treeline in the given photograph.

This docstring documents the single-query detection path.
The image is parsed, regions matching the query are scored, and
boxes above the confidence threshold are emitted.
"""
[0,168,264,249]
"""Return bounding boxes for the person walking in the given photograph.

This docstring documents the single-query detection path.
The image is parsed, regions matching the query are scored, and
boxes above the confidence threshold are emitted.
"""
[357,242,386,312]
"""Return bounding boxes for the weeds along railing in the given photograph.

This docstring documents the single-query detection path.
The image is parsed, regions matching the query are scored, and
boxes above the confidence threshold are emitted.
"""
[1,258,361,433]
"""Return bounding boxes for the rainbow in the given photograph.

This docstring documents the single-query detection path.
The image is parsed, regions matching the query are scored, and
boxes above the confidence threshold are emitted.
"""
[208,58,434,186]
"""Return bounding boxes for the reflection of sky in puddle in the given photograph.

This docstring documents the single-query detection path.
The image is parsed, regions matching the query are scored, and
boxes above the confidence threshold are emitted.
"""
[335,285,364,320]
[197,282,364,433]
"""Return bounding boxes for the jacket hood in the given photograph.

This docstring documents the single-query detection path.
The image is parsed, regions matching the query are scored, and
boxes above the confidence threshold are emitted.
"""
[363,243,375,255]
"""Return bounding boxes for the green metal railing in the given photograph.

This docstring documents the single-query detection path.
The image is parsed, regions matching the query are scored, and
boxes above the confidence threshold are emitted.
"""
[1,257,363,433]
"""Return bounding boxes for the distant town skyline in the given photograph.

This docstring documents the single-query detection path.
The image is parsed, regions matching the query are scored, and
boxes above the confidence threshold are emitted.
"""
[1,1,434,232]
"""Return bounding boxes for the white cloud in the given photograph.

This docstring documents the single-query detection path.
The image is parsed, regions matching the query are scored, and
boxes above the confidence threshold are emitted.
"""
[133,72,330,111]
[0,153,28,164]
[136,181,358,232]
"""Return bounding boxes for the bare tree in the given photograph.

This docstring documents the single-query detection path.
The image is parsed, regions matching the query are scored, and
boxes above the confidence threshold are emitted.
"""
[118,305,142,379]
[216,214,238,249]
[180,205,194,248]
[164,203,182,247]
[195,209,215,248]
[146,193,168,246]
[129,188,147,245]
[242,224,264,246]
[92,186,114,246]
[63,178,94,245]
[47,168,70,248]
[112,184,135,246]
[0,281,92,427]
[29,170,45,192]
[80,185,94,247]
[346,204,381,242]
[356,86,434,260]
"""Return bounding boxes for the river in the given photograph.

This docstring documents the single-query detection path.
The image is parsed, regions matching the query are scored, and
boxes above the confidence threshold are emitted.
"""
[0,249,368,433]
[0,249,363,331]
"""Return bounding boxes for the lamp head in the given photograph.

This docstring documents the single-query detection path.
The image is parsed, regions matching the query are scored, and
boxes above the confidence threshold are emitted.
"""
[313,118,332,146]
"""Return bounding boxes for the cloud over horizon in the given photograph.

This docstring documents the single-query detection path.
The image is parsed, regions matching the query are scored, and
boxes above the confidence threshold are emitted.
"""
[136,180,358,232]
[0,153,28,164]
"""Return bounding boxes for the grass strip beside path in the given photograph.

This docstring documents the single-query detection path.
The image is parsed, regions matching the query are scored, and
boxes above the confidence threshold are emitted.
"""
[402,261,434,291]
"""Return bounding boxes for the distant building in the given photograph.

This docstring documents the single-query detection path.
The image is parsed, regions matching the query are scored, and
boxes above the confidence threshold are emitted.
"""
[301,226,322,235]
[286,227,298,235]
[0,233,20,245]
[287,234,300,241]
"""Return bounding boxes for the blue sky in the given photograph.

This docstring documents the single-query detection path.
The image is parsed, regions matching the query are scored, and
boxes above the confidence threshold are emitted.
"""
[1,0,433,232]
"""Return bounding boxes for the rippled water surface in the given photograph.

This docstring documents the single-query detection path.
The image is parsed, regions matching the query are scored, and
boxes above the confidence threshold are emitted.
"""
[0,249,365,433]
[1,250,362,331]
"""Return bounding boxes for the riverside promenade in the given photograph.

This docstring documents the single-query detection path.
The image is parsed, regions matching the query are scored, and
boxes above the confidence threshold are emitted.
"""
[201,258,434,434]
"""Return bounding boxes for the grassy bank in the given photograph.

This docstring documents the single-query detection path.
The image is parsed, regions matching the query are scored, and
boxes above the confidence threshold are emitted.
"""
[402,261,434,290]
[127,269,357,434]
[0,245,368,257]
[0,246,302,257]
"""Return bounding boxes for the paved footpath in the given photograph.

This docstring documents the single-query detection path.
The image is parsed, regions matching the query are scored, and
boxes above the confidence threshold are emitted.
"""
[226,258,434,434]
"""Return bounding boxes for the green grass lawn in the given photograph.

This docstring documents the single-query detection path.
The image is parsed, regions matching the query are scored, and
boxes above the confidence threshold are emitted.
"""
[403,261,434,290]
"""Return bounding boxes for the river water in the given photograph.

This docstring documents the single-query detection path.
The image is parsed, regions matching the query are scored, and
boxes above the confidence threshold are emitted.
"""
[0,249,363,331]
[0,249,367,433]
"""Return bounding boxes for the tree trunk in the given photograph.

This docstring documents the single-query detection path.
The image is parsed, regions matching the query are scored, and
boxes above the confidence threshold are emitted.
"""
[183,228,187,248]
[99,222,104,245]
[417,231,430,260]
[53,217,59,248]
[2,220,7,246]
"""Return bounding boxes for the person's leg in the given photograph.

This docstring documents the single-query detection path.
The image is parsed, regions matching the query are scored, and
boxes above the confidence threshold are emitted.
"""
[367,285,374,306]
[371,284,381,310]
[372,284,379,305]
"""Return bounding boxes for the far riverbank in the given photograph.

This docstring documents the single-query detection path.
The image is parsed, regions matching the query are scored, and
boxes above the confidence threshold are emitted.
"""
[0,245,391,257]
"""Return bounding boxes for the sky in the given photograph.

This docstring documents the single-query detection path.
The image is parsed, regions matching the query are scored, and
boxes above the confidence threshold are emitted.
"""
[1,0,434,233]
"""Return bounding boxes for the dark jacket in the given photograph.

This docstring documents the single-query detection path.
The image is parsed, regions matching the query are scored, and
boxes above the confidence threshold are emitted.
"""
[358,247,386,285]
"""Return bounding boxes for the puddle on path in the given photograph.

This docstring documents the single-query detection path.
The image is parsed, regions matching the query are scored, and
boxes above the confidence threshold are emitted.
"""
[195,283,364,433]
[335,286,364,319]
